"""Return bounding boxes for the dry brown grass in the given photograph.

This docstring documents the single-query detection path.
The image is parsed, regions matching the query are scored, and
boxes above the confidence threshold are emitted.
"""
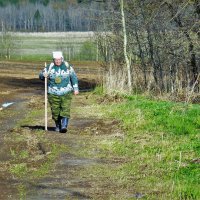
[102,63,200,103]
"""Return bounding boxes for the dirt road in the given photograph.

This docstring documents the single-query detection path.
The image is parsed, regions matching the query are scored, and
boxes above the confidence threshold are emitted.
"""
[0,61,128,199]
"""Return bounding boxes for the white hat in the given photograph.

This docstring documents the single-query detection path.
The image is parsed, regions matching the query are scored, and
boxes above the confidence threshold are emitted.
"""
[52,51,63,59]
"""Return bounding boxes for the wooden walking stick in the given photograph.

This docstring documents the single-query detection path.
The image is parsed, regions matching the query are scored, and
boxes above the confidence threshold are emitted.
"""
[45,62,48,131]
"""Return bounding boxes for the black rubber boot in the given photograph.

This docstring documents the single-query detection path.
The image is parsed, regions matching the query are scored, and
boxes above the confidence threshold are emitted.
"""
[60,117,68,133]
[54,120,60,132]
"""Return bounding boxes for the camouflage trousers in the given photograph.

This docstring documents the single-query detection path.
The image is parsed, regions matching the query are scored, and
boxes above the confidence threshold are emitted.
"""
[48,93,72,121]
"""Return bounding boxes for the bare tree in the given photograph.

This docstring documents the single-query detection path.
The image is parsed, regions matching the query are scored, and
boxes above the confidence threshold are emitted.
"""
[120,0,132,93]
[94,0,199,100]
[0,23,15,59]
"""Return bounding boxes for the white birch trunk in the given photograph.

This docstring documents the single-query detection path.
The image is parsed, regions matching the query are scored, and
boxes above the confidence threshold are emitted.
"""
[120,0,132,92]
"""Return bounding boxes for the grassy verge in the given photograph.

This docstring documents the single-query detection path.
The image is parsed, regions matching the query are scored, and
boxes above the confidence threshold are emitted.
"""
[77,93,200,199]
[108,95,199,199]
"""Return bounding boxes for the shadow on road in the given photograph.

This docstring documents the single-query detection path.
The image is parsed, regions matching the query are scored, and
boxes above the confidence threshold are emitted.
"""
[21,125,55,131]
[1,77,97,92]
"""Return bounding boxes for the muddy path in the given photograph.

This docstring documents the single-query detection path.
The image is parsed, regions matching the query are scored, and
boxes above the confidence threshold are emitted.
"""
[23,94,124,200]
[0,61,98,133]
[1,94,124,199]
[0,61,129,199]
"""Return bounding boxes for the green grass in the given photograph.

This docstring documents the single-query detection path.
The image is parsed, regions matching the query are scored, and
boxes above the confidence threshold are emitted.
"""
[9,163,28,177]
[93,85,104,95]
[88,94,200,199]
[17,109,44,126]
[17,184,27,200]
[109,95,200,135]
[31,143,68,178]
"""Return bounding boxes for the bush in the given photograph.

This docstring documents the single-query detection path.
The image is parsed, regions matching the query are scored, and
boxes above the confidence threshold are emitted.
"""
[75,41,97,61]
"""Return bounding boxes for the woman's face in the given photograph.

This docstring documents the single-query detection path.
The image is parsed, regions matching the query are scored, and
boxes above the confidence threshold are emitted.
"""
[54,58,62,66]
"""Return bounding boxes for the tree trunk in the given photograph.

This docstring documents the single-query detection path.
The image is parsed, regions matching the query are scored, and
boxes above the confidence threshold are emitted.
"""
[166,2,198,83]
[134,28,147,87]
[146,27,158,84]
[120,0,132,93]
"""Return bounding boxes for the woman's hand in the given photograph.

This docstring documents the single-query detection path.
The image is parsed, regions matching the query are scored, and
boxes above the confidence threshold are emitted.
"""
[43,72,48,78]
[74,91,79,95]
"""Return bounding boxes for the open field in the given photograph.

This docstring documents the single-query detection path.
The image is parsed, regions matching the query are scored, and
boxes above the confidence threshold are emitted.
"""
[0,32,97,61]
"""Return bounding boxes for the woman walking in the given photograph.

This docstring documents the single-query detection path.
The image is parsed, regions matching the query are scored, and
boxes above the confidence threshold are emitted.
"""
[39,51,79,133]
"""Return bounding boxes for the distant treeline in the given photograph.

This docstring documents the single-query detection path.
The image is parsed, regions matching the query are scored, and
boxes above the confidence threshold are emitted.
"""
[0,0,105,31]
[0,0,94,7]
[0,0,50,6]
